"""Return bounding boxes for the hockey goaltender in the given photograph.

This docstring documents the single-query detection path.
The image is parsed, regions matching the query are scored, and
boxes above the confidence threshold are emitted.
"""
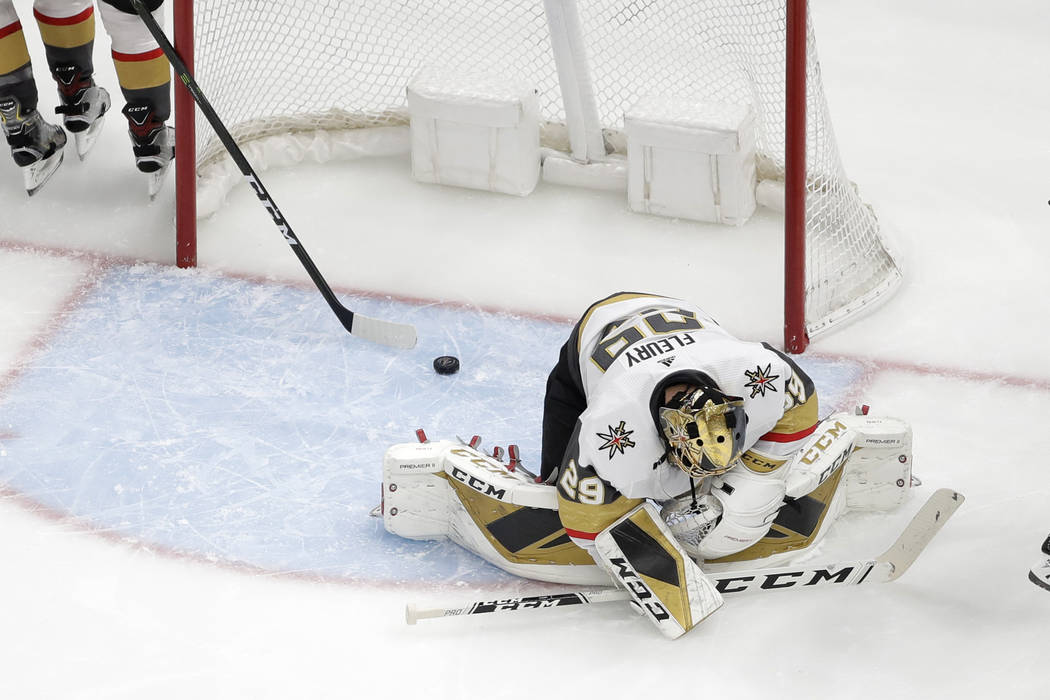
[378,292,922,638]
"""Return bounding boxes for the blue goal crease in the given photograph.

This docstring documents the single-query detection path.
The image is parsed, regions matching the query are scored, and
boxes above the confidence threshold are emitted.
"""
[0,265,865,584]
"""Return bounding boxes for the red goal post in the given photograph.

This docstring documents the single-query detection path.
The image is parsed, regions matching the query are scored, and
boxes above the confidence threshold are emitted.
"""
[173,0,194,271]
[172,0,901,353]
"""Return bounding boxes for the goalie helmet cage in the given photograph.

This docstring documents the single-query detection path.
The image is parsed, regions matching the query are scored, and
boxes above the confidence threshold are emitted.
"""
[171,0,902,353]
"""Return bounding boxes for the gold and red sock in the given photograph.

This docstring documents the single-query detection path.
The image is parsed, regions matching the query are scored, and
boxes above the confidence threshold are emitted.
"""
[0,17,37,112]
[112,45,169,120]
[34,5,96,77]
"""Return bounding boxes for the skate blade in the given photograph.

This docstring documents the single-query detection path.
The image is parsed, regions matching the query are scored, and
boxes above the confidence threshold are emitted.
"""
[24,147,65,196]
[74,113,106,161]
[147,160,172,201]
[146,127,175,201]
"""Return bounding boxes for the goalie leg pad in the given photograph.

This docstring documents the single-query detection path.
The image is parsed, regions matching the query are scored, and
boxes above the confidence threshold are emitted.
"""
[783,415,857,499]
[595,502,723,639]
[838,414,914,511]
[381,441,456,540]
[782,412,914,512]
[383,441,605,585]
[441,445,603,585]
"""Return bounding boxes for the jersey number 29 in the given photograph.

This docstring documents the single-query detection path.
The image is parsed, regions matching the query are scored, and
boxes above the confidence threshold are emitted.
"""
[559,459,606,505]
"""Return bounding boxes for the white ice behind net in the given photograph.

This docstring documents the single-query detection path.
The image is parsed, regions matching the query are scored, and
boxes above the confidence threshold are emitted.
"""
[190,0,901,337]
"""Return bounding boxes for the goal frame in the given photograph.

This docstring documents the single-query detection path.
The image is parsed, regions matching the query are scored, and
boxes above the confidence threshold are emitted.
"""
[173,0,195,270]
[173,0,818,353]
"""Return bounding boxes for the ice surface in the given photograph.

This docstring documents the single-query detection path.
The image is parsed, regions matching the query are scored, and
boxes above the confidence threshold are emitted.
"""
[1,0,1049,698]
[0,264,869,586]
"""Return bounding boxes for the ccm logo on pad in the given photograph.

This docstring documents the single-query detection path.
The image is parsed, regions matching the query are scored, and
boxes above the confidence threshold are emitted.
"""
[608,557,671,621]
[449,467,507,500]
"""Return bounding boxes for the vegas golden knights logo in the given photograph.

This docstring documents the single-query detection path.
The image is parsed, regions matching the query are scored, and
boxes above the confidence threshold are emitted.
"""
[597,420,636,459]
[744,363,780,398]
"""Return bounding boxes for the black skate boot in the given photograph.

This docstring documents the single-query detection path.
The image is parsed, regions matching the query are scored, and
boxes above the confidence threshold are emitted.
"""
[122,101,174,200]
[1031,534,1050,592]
[0,95,67,196]
[52,63,110,161]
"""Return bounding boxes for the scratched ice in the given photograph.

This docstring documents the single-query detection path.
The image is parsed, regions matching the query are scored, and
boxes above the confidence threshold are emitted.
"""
[0,265,862,583]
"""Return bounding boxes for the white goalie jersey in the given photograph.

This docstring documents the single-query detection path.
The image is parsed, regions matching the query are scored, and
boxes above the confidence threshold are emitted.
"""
[566,293,818,503]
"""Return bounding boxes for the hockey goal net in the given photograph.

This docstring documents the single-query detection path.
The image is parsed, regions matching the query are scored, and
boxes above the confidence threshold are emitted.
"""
[173,0,901,351]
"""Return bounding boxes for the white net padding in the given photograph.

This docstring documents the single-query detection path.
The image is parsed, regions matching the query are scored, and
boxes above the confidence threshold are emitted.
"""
[189,0,901,338]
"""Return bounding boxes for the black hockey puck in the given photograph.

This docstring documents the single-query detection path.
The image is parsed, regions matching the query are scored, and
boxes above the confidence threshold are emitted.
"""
[433,355,460,375]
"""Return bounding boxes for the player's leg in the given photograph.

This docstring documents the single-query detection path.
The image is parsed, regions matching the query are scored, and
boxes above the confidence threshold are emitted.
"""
[0,0,66,193]
[0,1,39,120]
[32,0,108,158]
[97,0,171,180]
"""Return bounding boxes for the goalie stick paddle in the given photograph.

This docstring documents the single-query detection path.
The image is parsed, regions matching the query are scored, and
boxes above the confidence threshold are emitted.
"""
[130,1,417,350]
[405,488,964,625]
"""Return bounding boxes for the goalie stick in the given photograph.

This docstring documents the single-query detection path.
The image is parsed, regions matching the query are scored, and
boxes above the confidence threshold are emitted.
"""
[1029,534,1050,592]
[405,487,964,625]
[130,1,417,350]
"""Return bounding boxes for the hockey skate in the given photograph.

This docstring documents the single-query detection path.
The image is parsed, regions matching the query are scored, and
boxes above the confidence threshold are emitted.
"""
[122,102,174,200]
[53,64,111,161]
[1030,535,1050,592]
[0,96,67,196]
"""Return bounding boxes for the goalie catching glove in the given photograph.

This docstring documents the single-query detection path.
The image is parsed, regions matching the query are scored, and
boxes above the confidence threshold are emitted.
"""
[660,491,723,559]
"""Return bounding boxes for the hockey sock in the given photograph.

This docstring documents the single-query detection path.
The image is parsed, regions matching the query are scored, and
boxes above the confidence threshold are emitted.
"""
[34,5,96,78]
[0,16,39,114]
[98,0,170,123]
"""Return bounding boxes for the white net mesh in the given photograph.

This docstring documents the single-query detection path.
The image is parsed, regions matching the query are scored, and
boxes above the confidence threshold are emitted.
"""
[189,0,901,337]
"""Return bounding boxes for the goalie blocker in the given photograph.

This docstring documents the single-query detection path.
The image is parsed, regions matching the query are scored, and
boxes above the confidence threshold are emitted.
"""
[693,410,914,569]
[378,412,914,630]
[594,502,724,638]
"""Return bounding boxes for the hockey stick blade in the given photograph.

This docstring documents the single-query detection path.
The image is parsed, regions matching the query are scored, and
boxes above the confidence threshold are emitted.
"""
[873,487,964,582]
[130,0,417,350]
[347,312,417,350]
[24,146,64,196]
[405,487,964,624]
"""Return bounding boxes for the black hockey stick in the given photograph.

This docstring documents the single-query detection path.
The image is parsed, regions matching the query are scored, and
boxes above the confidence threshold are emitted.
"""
[130,0,417,349]
[406,488,964,624]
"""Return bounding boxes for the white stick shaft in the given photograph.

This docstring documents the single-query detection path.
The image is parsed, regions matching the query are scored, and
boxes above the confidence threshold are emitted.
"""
[406,589,630,624]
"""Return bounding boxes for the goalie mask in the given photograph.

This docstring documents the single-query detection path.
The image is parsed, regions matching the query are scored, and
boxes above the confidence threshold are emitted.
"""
[658,386,747,478]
